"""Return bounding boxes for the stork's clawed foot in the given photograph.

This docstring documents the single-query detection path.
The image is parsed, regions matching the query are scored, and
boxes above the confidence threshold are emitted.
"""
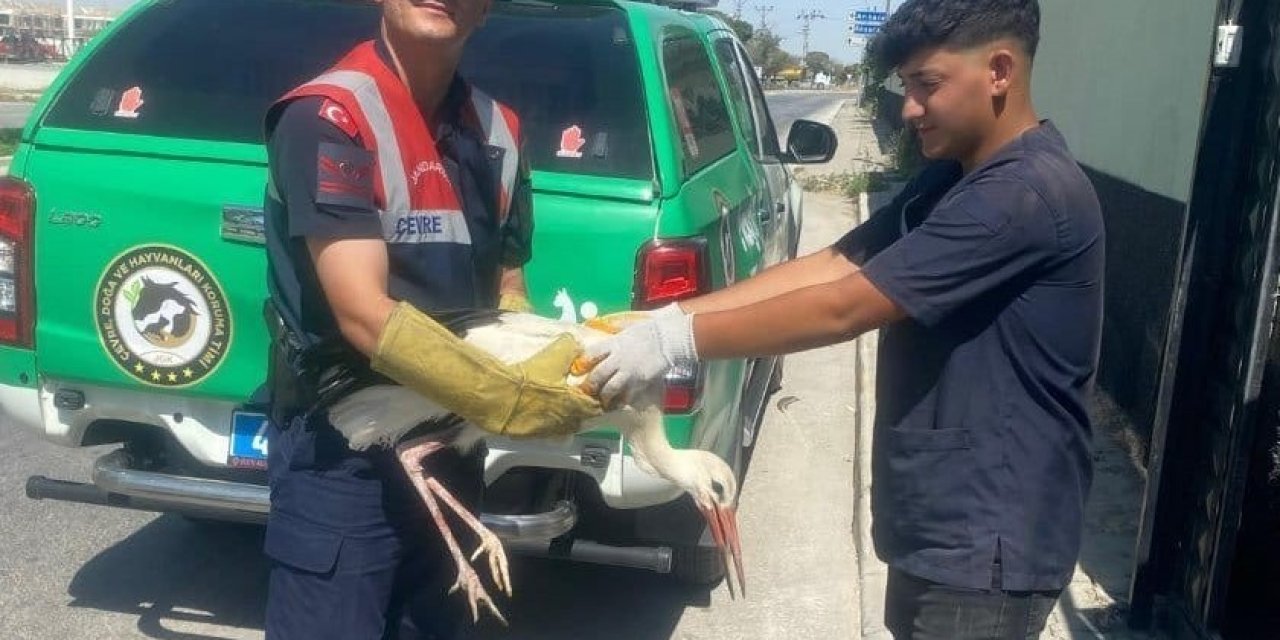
[469,527,512,599]
[395,438,512,625]
[448,559,509,626]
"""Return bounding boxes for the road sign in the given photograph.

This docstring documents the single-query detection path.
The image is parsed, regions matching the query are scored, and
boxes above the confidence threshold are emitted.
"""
[852,23,881,35]
[852,10,887,23]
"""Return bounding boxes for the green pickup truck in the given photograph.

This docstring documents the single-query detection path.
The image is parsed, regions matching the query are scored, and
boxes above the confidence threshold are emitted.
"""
[7,0,835,581]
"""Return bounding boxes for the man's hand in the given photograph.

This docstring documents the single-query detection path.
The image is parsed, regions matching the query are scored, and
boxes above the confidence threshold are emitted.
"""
[585,310,697,405]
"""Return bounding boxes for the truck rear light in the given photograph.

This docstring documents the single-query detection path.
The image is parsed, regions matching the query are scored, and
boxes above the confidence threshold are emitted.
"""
[634,239,709,413]
[663,362,704,414]
[0,178,35,348]
[633,238,710,310]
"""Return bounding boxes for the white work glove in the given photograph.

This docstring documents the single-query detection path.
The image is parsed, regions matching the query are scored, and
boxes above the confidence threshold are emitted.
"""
[585,308,698,406]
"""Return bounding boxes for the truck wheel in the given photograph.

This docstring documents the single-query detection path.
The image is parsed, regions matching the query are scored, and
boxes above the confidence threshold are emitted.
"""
[768,358,784,395]
[670,544,727,586]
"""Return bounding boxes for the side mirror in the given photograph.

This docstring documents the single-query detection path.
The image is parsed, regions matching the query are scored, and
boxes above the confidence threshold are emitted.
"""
[784,119,838,164]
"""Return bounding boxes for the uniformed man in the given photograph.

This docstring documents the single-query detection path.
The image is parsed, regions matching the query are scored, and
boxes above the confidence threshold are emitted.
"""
[260,0,601,637]
[587,1,1102,638]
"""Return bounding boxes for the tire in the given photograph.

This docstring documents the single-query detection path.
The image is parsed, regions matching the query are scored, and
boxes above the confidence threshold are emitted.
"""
[768,358,784,395]
[670,543,727,586]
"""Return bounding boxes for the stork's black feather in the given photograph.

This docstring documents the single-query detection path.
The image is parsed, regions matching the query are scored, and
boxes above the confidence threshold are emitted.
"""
[430,308,511,336]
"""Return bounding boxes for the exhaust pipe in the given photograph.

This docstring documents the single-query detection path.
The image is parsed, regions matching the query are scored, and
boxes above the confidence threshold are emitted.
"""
[505,538,673,574]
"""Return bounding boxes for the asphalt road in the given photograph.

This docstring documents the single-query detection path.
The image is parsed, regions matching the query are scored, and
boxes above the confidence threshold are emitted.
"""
[0,90,857,640]
[0,102,34,129]
[767,90,857,151]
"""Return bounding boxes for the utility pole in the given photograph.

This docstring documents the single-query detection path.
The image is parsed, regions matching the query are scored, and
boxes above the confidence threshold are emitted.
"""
[732,0,746,21]
[753,4,774,32]
[796,9,825,59]
[65,0,75,58]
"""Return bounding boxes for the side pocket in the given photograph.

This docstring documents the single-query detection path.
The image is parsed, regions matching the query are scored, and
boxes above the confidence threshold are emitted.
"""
[264,510,343,575]
[882,427,976,555]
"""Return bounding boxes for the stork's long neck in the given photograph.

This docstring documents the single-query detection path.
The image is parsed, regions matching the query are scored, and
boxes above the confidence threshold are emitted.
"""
[623,393,685,482]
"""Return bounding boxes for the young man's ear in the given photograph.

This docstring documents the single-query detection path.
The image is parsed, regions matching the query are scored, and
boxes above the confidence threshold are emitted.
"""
[988,49,1016,97]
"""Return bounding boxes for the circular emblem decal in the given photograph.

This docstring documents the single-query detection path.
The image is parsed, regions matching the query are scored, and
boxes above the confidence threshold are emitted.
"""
[94,245,232,387]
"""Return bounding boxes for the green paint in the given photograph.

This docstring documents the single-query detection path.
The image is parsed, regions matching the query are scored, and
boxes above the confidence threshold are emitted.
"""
[16,0,793,454]
[0,346,37,388]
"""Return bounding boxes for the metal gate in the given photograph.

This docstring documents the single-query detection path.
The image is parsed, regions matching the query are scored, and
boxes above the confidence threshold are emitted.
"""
[1131,0,1280,635]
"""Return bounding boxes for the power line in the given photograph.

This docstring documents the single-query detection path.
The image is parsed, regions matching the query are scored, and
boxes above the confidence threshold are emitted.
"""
[731,0,746,20]
[753,4,774,32]
[795,9,825,59]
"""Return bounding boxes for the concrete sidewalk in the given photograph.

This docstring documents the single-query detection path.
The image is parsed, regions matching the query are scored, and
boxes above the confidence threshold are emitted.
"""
[816,106,1161,639]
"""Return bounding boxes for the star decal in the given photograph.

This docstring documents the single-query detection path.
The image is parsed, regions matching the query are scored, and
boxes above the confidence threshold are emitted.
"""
[167,372,178,383]
[183,368,194,378]
[134,363,145,373]
[150,370,161,382]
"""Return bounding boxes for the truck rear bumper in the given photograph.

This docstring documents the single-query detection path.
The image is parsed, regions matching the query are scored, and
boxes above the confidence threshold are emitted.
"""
[0,382,41,433]
[27,448,578,542]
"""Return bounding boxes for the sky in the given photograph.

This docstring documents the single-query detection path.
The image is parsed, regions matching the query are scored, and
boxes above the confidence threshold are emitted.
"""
[731,0,905,65]
[86,0,900,65]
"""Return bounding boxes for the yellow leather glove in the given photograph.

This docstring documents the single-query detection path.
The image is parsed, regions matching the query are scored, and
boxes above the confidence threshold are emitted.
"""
[371,302,602,438]
[498,292,534,313]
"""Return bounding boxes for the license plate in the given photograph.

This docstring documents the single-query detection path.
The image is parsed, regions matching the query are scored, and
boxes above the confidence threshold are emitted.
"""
[228,411,270,469]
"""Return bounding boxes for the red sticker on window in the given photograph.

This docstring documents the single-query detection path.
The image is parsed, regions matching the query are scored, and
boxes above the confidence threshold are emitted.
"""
[319,99,359,139]
[114,86,144,119]
[557,125,586,159]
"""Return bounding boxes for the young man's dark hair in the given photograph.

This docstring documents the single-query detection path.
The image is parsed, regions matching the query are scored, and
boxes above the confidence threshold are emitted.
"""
[868,0,1041,74]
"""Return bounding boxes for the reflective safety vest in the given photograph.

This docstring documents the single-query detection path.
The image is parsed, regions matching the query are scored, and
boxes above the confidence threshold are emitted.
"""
[266,40,522,312]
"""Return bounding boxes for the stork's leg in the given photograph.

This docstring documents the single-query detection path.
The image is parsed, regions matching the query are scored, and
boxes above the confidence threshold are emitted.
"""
[424,474,511,598]
[395,439,508,626]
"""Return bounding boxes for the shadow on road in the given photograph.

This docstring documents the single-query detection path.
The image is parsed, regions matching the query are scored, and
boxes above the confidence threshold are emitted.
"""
[472,557,710,639]
[64,514,710,640]
[66,515,267,640]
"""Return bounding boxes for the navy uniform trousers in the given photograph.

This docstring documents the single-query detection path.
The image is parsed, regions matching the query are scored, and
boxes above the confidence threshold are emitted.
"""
[263,412,484,640]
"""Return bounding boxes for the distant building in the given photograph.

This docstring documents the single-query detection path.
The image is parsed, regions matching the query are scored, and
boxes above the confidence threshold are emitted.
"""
[0,0,117,61]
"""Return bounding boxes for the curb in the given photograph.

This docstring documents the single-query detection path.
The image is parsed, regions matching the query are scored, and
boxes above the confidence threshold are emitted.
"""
[853,190,893,639]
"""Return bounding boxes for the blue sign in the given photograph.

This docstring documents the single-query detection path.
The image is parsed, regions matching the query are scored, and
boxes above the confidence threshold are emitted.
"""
[853,23,882,35]
[853,10,887,23]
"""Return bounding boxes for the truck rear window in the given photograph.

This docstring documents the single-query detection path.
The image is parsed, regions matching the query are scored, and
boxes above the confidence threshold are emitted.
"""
[43,0,653,180]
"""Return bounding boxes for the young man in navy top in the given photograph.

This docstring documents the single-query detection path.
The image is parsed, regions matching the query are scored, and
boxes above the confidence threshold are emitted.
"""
[587,0,1104,637]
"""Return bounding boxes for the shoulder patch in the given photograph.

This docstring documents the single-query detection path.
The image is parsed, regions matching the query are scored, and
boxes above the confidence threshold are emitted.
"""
[319,99,360,139]
[316,141,375,209]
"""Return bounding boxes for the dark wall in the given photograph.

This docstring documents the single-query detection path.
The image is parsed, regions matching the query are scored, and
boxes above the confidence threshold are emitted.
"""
[1085,169,1187,451]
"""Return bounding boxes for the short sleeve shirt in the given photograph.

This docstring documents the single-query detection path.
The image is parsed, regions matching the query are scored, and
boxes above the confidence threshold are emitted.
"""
[836,122,1105,591]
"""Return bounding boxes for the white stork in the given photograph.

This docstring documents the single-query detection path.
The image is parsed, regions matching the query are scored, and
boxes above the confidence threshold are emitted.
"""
[323,310,745,624]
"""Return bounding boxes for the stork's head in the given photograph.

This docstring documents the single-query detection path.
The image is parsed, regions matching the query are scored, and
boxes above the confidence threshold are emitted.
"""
[683,450,746,599]
[683,450,738,510]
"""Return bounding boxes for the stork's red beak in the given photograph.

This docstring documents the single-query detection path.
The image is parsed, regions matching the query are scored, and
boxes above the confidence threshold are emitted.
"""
[700,504,745,598]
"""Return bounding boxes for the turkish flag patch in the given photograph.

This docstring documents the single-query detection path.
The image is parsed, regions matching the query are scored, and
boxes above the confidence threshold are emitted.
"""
[319,99,360,139]
[316,141,375,209]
